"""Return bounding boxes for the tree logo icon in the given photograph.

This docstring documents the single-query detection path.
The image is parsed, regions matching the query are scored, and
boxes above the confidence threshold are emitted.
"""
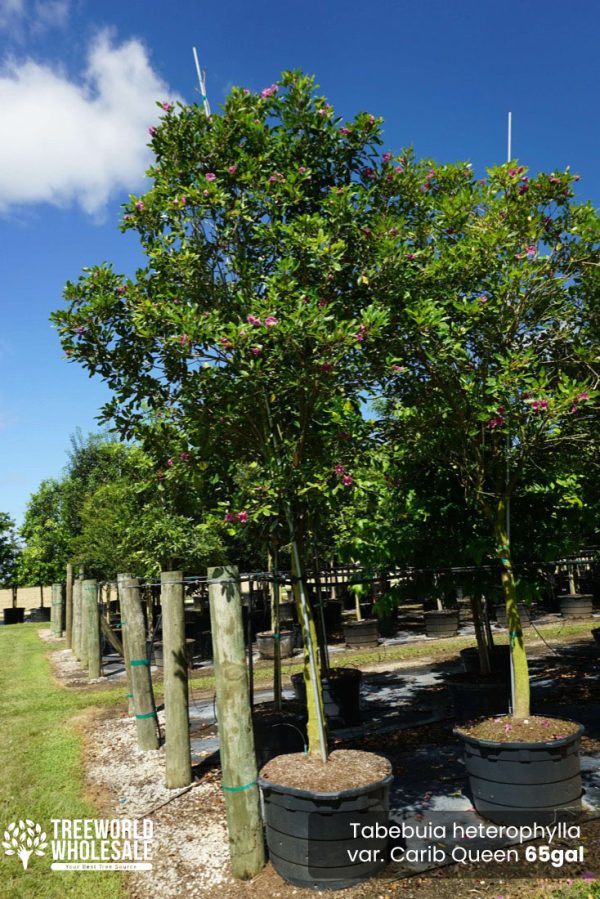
[2,820,48,870]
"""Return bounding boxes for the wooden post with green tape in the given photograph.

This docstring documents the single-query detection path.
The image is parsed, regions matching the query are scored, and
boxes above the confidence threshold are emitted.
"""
[208,565,264,879]
[117,572,135,716]
[121,575,158,751]
[72,576,83,660]
[83,579,101,680]
[65,562,74,648]
[161,570,192,788]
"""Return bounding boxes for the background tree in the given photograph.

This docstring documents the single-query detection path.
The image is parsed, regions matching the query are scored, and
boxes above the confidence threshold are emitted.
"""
[0,513,20,587]
[371,154,600,716]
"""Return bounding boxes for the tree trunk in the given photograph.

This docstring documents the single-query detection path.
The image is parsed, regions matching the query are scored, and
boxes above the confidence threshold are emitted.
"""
[495,500,530,718]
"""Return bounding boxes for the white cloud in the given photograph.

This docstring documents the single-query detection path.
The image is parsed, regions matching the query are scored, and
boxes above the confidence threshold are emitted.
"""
[0,32,180,215]
[0,0,71,35]
[0,0,24,29]
[33,0,71,32]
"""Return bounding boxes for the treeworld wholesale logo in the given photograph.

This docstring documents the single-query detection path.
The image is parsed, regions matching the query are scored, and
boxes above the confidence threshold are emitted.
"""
[3,818,153,872]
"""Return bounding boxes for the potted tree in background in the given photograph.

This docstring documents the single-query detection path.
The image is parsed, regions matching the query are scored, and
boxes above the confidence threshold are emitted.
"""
[373,152,599,822]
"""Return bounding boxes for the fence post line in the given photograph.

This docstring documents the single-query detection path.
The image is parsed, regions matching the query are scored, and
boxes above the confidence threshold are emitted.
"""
[208,565,265,879]
[84,579,101,680]
[79,578,89,670]
[117,573,135,716]
[121,576,159,751]
[161,571,192,788]
[51,583,62,636]
[65,563,74,648]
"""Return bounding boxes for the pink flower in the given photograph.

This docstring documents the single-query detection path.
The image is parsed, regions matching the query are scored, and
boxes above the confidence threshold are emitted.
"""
[247,314,261,326]
[228,164,238,174]
[148,126,156,136]
[264,315,278,327]
[508,168,517,177]
[504,723,513,732]
[339,127,351,135]
[335,464,346,476]
[167,458,174,467]
[487,416,505,429]
[578,391,590,401]
[135,200,144,211]
[117,285,126,295]
[205,172,216,182]
[571,404,578,413]
[406,252,417,261]
[395,166,403,173]
[574,174,581,181]
[268,172,285,183]
[203,189,209,197]
[479,178,486,185]
[367,115,375,125]
[179,334,190,346]
[180,452,190,461]
[317,105,331,116]
[74,325,86,335]
[518,184,529,195]
[391,364,404,373]
[162,101,173,112]
[224,512,234,523]
[382,152,392,163]
[260,84,278,98]
[237,510,249,523]
[526,245,537,257]
[363,167,375,178]
[478,295,488,303]
[497,406,505,415]
[298,166,306,174]
[219,337,233,349]
[318,298,328,308]
[342,475,353,486]
[321,361,332,373]
[250,346,261,356]
[549,175,560,184]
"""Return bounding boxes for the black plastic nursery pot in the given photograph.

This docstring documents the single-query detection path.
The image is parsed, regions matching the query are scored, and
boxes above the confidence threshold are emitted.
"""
[3,607,25,625]
[447,673,511,723]
[252,708,307,769]
[592,627,600,644]
[322,600,343,632]
[256,630,294,660]
[495,603,531,628]
[460,645,511,677]
[343,618,379,648]
[560,594,594,618]
[151,638,196,669]
[291,667,362,726]
[454,720,585,826]
[424,609,459,638]
[258,759,393,889]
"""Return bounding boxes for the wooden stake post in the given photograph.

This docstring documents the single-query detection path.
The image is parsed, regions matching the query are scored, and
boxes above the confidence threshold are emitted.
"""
[65,563,74,648]
[83,579,101,680]
[121,576,159,751]
[117,573,135,716]
[51,583,63,637]
[72,577,82,660]
[208,566,264,879]
[161,571,192,787]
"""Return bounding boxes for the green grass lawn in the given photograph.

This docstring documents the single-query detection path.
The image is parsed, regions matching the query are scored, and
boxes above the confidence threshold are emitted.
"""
[0,624,125,898]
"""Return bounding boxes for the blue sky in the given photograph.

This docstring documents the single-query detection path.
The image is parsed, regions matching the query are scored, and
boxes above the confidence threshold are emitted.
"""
[1,0,599,527]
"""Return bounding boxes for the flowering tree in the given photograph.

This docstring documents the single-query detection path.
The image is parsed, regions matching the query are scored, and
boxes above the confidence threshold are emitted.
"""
[371,154,600,716]
[52,71,388,757]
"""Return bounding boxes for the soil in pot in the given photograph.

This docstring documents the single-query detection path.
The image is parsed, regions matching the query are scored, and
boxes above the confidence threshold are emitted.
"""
[252,703,307,769]
[291,667,362,726]
[447,672,511,723]
[560,594,594,618]
[460,645,511,677]
[256,630,294,660]
[454,716,584,826]
[343,618,379,648]
[424,610,459,638]
[258,749,392,890]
